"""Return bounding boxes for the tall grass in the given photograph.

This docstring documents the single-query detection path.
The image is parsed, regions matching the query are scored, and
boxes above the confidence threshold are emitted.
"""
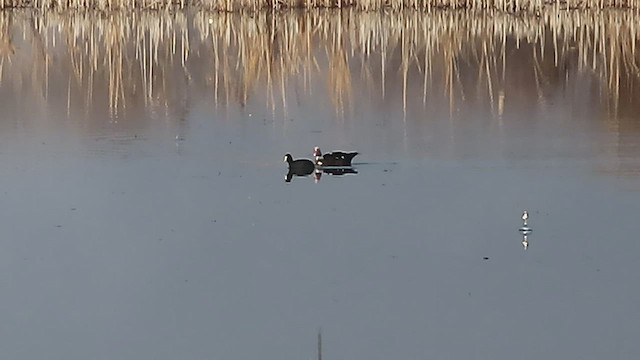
[0,9,639,120]
[1,0,640,11]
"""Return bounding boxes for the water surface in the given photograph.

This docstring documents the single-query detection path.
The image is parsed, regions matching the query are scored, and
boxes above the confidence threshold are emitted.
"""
[1,9,640,360]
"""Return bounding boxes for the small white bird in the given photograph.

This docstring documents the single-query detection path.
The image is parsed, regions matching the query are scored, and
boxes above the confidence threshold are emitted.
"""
[521,210,529,225]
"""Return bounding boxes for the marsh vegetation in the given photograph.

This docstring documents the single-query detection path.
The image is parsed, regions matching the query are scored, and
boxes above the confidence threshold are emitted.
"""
[1,0,639,11]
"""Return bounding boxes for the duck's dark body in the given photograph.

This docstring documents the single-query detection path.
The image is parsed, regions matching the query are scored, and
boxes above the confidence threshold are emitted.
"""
[313,147,359,167]
[284,153,315,182]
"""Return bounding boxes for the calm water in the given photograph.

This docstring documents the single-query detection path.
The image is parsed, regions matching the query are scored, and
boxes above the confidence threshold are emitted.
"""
[1,9,640,360]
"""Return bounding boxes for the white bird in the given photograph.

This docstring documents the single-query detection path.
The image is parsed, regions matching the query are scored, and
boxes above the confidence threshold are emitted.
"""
[521,210,529,225]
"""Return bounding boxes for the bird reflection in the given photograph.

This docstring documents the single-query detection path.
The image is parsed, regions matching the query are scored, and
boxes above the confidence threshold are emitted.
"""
[313,167,358,183]
[285,170,310,182]
[522,233,529,250]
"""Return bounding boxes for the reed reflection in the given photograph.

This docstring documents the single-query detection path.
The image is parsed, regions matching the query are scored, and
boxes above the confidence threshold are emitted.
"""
[2,10,639,118]
[1,10,640,171]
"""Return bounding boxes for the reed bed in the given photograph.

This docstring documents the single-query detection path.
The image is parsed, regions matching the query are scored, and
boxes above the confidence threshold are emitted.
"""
[1,0,640,11]
[0,9,639,120]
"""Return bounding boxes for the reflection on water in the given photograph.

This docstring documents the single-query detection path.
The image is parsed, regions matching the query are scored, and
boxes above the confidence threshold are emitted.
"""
[1,10,638,113]
[522,233,530,250]
[2,10,640,360]
[317,329,322,360]
[286,167,359,183]
[313,167,358,183]
[1,9,640,173]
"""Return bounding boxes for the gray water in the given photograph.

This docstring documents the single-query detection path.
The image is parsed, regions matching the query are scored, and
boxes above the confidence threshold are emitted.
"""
[1,9,640,360]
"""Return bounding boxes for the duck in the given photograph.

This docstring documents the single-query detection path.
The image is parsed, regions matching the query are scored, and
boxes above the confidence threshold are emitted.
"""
[284,153,315,179]
[521,210,529,225]
[313,146,359,167]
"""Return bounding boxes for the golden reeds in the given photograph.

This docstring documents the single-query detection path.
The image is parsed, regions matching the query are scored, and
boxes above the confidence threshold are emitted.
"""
[1,0,640,11]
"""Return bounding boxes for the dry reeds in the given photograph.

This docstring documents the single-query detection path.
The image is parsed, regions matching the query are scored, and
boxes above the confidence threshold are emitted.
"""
[1,0,640,11]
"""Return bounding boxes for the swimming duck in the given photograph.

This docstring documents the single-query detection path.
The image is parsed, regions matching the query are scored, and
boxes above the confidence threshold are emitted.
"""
[313,146,358,167]
[284,153,315,178]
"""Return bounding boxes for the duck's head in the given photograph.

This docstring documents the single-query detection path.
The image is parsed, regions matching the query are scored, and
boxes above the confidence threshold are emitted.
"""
[313,146,322,157]
[283,154,293,163]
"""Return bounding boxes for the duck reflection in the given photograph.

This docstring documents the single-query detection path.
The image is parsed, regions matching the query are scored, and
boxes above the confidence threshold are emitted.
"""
[313,167,359,183]
[285,170,310,182]
[285,167,359,183]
